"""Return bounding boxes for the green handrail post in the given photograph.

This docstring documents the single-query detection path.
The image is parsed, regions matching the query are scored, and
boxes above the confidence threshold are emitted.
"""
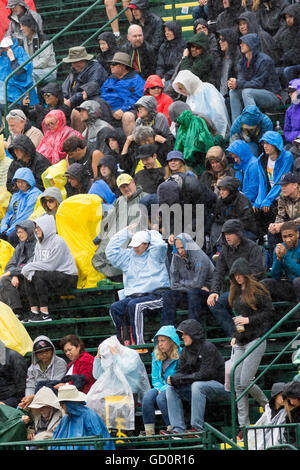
[230,302,300,442]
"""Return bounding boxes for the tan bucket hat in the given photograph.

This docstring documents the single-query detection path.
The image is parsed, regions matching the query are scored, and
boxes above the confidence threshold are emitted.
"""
[57,384,87,402]
[109,52,133,68]
[63,46,94,63]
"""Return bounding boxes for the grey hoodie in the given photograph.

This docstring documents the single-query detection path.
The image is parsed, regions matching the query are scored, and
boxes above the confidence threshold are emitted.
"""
[170,233,215,291]
[6,0,43,38]
[25,335,67,395]
[21,214,78,281]
[134,96,173,140]
[40,187,63,215]
[77,100,113,148]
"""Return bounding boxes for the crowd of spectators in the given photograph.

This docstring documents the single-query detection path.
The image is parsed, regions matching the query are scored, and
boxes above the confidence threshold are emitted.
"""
[0,0,300,449]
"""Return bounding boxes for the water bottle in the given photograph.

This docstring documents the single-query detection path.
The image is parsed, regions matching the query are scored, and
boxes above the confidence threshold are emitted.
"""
[275,120,282,132]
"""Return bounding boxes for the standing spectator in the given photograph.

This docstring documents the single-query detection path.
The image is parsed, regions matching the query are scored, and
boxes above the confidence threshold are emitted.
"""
[103,0,132,40]
[162,319,229,437]
[106,226,170,345]
[21,215,78,322]
[161,233,215,326]
[229,257,273,441]
[128,0,164,53]
[122,25,156,80]
[156,21,186,86]
[59,335,96,395]
[228,33,282,122]
[0,339,28,408]
[5,0,43,39]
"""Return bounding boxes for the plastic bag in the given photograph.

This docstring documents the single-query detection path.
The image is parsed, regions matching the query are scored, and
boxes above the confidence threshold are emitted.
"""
[86,336,150,430]
[0,239,14,277]
[56,194,106,288]
[41,159,68,199]
[0,301,33,355]
[0,187,11,222]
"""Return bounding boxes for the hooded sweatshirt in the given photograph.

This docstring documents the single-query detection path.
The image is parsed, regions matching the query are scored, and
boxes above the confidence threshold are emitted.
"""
[143,75,173,125]
[134,95,173,141]
[4,219,36,275]
[29,386,63,439]
[170,319,225,386]
[170,233,215,291]
[256,0,289,36]
[77,100,113,149]
[284,79,300,144]
[96,31,119,74]
[226,139,260,203]
[0,167,41,235]
[274,4,300,66]
[156,20,186,81]
[200,145,235,192]
[40,187,63,215]
[6,0,43,38]
[151,325,182,393]
[180,32,213,83]
[25,335,67,395]
[65,162,92,197]
[21,214,78,281]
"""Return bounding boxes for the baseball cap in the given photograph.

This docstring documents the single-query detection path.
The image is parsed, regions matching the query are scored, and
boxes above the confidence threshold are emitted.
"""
[136,143,157,160]
[33,339,53,353]
[116,173,133,187]
[129,230,150,247]
[0,37,13,48]
[278,172,299,185]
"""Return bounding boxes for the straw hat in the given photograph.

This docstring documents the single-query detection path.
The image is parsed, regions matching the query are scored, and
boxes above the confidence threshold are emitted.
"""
[63,46,94,63]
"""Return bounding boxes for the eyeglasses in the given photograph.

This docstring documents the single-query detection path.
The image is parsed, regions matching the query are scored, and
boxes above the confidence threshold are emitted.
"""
[45,198,56,203]
[43,93,53,98]
[110,62,120,66]
[219,37,226,42]
[149,86,162,90]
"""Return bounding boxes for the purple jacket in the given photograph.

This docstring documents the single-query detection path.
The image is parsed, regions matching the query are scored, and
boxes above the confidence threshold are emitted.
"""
[284,78,300,143]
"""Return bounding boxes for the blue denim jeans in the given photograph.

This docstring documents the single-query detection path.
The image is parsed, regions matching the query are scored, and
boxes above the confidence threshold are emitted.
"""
[142,388,170,426]
[229,88,281,122]
[192,4,208,21]
[276,65,300,88]
[208,291,234,337]
[160,288,209,326]
[166,380,230,432]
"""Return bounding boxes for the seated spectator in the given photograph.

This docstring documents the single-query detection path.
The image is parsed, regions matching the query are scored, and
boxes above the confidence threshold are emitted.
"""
[97,31,120,74]
[291,135,300,163]
[19,336,67,410]
[100,52,145,136]
[103,127,126,170]
[207,218,266,337]
[229,258,273,435]
[75,100,113,155]
[128,0,164,53]
[180,32,213,83]
[87,335,150,431]
[143,75,173,126]
[228,33,282,122]
[284,79,300,146]
[173,70,230,138]
[261,221,300,304]
[226,140,260,203]
[0,135,12,188]
[97,154,121,197]
[141,325,181,436]
[21,214,78,322]
[59,335,95,395]
[194,19,219,63]
[40,187,63,216]
[0,220,36,319]
[63,135,101,180]
[134,96,174,143]
[134,144,165,194]
[6,0,43,39]
[210,176,258,253]
[215,28,240,101]
[122,24,156,80]
[206,0,224,23]
[237,11,278,64]
[274,4,300,86]
[4,109,43,150]
[282,381,300,447]
[0,37,39,114]
[200,145,235,194]
[64,163,92,198]
[156,21,186,86]
[162,319,229,437]
[253,131,294,236]
[164,150,195,180]
[18,13,57,84]
[89,179,117,215]
[92,174,149,279]
[26,386,63,441]
[161,233,215,326]
[106,226,170,345]
[230,105,273,157]
[268,173,300,265]
[37,109,83,165]
[0,339,28,408]
[22,82,72,130]
[52,384,114,450]
[7,134,50,193]
[216,0,244,31]
[251,0,287,37]
[0,167,41,246]
[77,81,115,126]
[62,46,107,110]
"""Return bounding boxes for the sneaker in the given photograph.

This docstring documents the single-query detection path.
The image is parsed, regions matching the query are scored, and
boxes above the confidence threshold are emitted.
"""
[159,429,172,436]
[184,428,203,439]
[28,311,52,323]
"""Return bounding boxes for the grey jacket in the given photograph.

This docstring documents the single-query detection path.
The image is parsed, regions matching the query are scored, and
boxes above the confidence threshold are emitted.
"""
[6,0,43,38]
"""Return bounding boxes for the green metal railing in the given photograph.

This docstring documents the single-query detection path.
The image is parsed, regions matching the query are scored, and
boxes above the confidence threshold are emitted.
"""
[3,0,129,136]
[230,302,300,442]
[243,423,300,450]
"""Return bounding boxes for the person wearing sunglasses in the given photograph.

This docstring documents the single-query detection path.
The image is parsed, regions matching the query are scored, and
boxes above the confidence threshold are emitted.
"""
[143,75,173,126]
[40,187,63,217]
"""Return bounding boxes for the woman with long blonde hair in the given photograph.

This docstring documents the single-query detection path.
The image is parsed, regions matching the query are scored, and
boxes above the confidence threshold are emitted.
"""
[141,325,181,436]
[228,257,274,441]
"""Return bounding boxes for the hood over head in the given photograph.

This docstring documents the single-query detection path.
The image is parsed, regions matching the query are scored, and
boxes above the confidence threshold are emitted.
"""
[282,381,300,400]
[221,218,245,239]
[16,219,36,241]
[104,127,126,149]
[237,10,260,34]
[269,382,286,408]
[98,154,118,175]
[239,33,261,57]
[8,134,37,162]
[97,31,118,49]
[65,162,91,183]
[226,140,255,165]
[187,32,209,52]
[172,70,202,96]
[259,131,284,152]
[78,81,101,98]
[88,179,117,205]
[168,101,191,123]
[12,166,36,188]
[239,105,264,126]
[153,325,181,349]
[144,75,164,94]
[134,96,157,119]
[281,4,300,27]
[176,319,205,342]
[128,0,150,10]
[41,82,64,106]
[76,100,102,121]
[42,109,66,133]
[34,214,57,242]
[31,335,56,365]
[229,257,253,279]
[164,20,183,40]
[217,175,240,192]
[40,187,63,212]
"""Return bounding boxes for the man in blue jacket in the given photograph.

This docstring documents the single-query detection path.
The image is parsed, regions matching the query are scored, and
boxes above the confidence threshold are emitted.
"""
[227,33,282,122]
[226,139,259,204]
[106,225,170,346]
[261,221,300,303]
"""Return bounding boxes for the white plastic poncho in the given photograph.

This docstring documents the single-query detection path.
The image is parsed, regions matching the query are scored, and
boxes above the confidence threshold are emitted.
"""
[246,404,287,450]
[86,336,150,430]
[172,69,231,138]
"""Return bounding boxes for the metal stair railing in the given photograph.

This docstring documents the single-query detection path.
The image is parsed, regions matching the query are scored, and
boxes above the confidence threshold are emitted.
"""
[3,0,129,136]
[229,302,300,443]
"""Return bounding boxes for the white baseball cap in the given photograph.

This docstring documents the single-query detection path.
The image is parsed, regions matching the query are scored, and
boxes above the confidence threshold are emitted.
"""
[128,230,150,247]
[0,37,13,48]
